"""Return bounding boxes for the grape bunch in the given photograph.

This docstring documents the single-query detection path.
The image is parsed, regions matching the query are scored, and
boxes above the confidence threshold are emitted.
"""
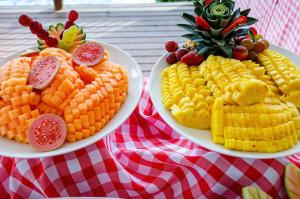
[233,27,270,61]
[164,40,204,66]
[18,14,58,47]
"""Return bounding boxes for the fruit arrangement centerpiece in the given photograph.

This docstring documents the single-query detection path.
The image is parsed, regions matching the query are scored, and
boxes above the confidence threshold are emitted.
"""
[161,0,300,153]
[0,10,128,152]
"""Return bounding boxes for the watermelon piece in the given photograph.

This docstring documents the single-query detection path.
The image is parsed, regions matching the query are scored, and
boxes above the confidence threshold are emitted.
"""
[285,163,300,199]
[37,23,86,52]
[20,50,40,58]
[242,186,272,199]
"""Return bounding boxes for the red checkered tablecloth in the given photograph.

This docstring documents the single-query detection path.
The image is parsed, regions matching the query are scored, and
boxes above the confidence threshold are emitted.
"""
[1,79,300,199]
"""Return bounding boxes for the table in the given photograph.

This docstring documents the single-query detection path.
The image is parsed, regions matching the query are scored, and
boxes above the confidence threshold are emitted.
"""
[1,1,300,198]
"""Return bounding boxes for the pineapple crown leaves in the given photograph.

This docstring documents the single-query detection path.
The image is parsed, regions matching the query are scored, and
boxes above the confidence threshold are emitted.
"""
[177,0,258,58]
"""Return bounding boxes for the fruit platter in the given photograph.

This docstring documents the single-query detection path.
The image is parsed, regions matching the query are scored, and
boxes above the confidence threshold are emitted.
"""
[0,11,143,158]
[149,0,300,158]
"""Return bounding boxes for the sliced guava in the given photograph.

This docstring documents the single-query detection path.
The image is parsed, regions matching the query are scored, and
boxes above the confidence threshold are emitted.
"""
[29,56,60,90]
[28,113,67,152]
[72,42,104,67]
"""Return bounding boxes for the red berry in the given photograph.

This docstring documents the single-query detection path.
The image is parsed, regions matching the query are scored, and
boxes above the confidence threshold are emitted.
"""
[165,41,179,52]
[37,29,49,40]
[18,14,32,27]
[65,21,74,29]
[30,21,42,34]
[249,27,257,36]
[232,45,249,61]
[181,51,204,66]
[68,10,79,22]
[235,35,252,44]
[59,31,64,40]
[45,37,58,47]
[175,48,189,60]
[166,52,178,64]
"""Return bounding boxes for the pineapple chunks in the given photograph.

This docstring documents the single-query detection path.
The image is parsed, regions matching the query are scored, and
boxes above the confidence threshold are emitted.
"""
[200,55,268,106]
[212,96,300,152]
[161,63,214,129]
[161,52,300,153]
[258,50,300,108]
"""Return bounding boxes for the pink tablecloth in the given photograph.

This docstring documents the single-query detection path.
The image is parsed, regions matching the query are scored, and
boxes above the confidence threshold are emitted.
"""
[1,79,300,199]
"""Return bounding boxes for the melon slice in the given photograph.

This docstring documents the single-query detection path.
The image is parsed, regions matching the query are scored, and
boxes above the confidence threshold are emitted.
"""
[37,23,86,52]
[285,163,300,199]
[242,186,272,199]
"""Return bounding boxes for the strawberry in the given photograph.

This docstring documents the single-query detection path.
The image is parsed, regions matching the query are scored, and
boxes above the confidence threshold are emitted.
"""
[195,16,211,31]
[181,51,204,66]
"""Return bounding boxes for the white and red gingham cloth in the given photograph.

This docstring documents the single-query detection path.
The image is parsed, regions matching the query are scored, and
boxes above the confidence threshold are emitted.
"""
[0,80,300,199]
[2,1,300,198]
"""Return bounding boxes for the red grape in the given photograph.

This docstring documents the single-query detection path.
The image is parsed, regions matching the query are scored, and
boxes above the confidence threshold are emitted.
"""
[37,29,49,40]
[68,10,79,22]
[18,14,32,27]
[165,41,179,52]
[30,21,42,34]
[65,21,74,29]
[232,46,249,61]
[175,48,189,60]
[45,37,58,47]
[166,52,178,64]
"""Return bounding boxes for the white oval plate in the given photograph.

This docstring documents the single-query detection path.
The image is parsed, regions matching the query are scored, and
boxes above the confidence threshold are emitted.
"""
[0,42,143,158]
[150,44,300,159]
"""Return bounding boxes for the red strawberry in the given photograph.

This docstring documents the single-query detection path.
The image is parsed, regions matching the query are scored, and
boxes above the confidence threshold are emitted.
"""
[204,0,213,6]
[232,45,248,61]
[181,51,204,66]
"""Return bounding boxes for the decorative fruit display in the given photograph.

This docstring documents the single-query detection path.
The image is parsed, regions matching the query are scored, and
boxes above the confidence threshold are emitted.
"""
[242,186,272,199]
[162,0,270,66]
[18,10,86,52]
[284,163,300,199]
[3,7,129,152]
[28,113,67,152]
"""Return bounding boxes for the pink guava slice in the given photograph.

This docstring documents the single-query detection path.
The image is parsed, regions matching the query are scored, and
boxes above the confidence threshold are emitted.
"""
[28,113,67,152]
[29,56,60,90]
[72,42,104,66]
[285,163,300,199]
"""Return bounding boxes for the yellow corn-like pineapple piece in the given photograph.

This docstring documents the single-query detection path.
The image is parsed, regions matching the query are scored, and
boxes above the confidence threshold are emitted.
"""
[212,96,300,152]
[200,55,268,106]
[243,60,280,95]
[161,62,214,129]
[258,50,300,108]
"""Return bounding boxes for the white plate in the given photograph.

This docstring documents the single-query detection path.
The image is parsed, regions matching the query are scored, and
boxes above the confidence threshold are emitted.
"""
[150,44,300,159]
[0,42,143,158]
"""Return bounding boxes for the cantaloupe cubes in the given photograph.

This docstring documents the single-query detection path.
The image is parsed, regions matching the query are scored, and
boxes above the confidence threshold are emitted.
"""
[64,61,128,142]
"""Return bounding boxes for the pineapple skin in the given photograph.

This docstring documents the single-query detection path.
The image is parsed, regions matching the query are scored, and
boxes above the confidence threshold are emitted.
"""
[161,62,214,130]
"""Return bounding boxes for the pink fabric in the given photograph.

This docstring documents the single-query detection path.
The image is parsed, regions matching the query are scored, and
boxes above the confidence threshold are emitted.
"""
[0,80,299,199]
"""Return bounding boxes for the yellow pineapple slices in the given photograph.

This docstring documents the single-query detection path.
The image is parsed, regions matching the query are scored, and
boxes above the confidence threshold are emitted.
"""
[161,62,214,129]
[212,96,300,152]
[258,50,300,108]
[200,55,268,106]
[64,61,128,142]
